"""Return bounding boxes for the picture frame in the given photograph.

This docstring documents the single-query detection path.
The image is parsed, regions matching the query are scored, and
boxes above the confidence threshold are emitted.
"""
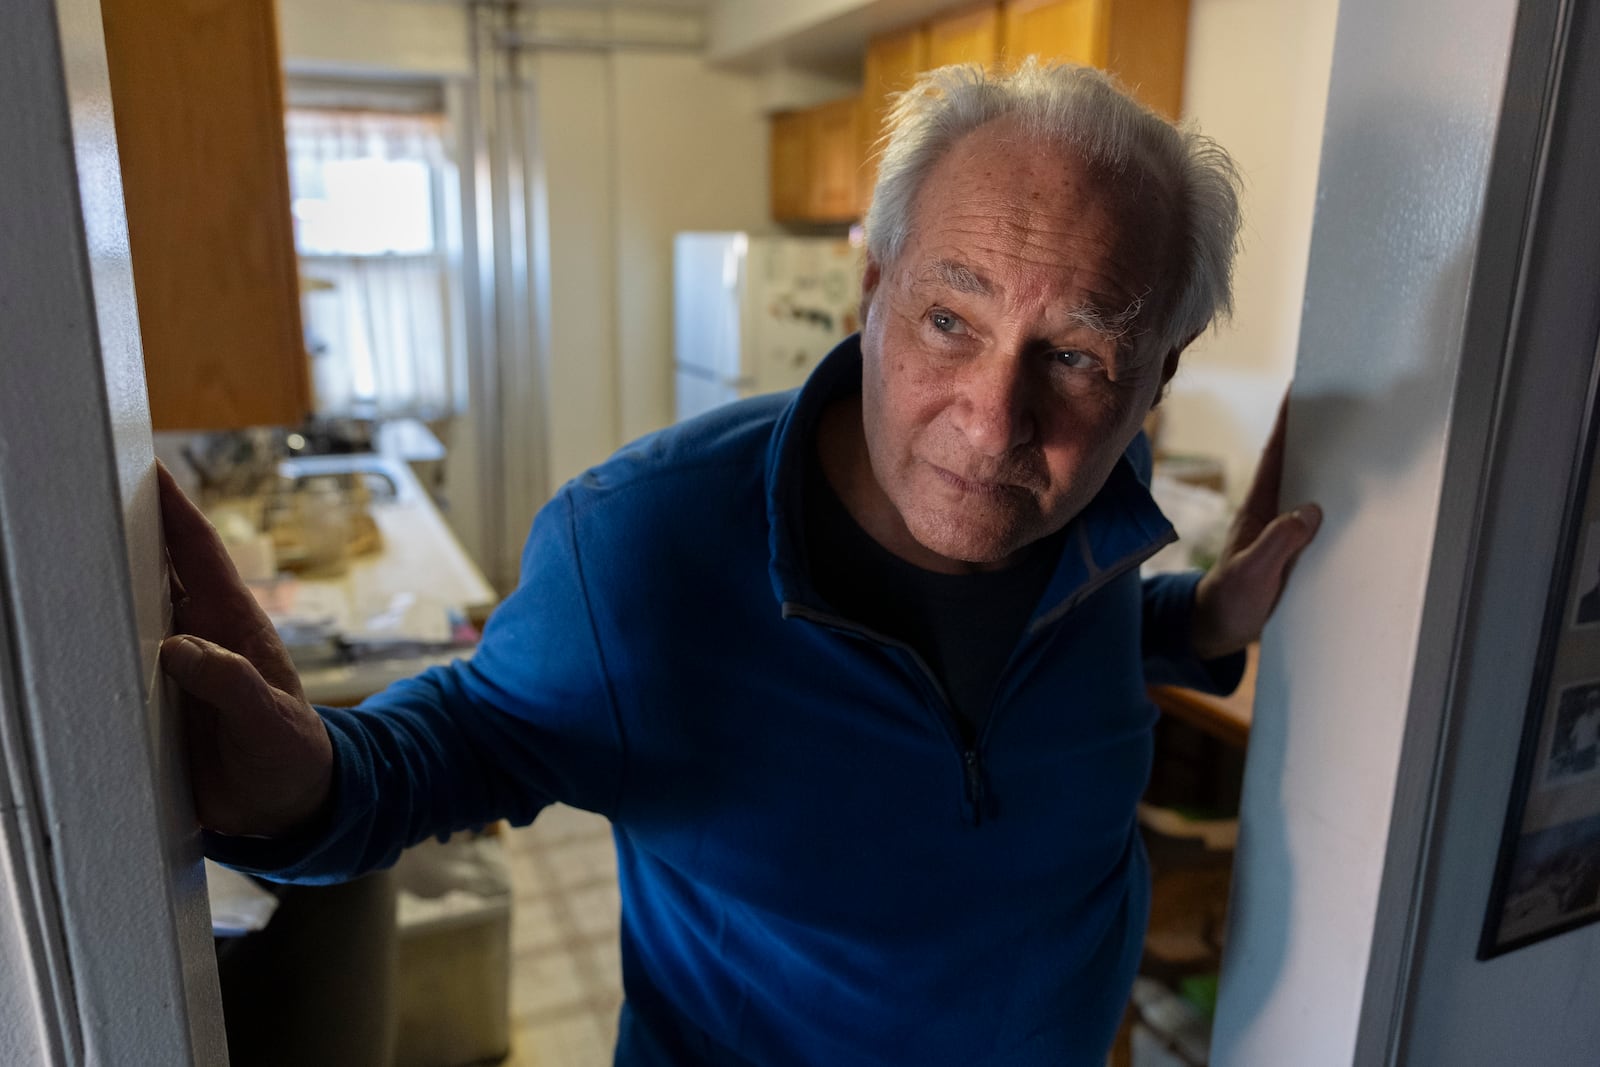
[1480,342,1600,958]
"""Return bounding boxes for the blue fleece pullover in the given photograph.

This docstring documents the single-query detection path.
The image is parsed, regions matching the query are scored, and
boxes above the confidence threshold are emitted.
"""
[210,336,1239,1066]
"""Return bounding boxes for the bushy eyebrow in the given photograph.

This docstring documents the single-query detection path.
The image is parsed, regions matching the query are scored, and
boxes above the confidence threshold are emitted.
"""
[919,256,1149,354]
[922,258,993,296]
[1065,296,1145,348]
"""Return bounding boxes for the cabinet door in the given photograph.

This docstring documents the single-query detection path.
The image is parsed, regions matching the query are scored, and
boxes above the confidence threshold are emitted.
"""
[1002,0,1107,68]
[770,110,812,221]
[1000,0,1189,119]
[100,0,310,431]
[807,97,862,223]
[927,3,1003,69]
[1103,0,1189,119]
[858,26,930,215]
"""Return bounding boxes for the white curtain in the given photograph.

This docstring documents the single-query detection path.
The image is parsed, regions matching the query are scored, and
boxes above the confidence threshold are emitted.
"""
[287,110,455,418]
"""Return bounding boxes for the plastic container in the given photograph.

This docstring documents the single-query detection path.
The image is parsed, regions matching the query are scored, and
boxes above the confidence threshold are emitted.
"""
[391,835,513,1067]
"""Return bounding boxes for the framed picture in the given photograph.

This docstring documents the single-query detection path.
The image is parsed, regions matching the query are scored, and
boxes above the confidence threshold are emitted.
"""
[1570,521,1600,628]
[1493,812,1600,948]
[1481,345,1600,958]
[1543,681,1600,789]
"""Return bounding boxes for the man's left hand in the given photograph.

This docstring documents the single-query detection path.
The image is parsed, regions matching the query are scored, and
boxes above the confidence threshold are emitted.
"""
[1190,396,1322,661]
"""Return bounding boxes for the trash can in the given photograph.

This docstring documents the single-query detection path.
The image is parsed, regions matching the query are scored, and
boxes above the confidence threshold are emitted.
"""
[391,833,513,1067]
[216,871,399,1067]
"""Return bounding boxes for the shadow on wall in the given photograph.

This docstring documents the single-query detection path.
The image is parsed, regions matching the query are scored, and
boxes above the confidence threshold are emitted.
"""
[1214,89,1495,1047]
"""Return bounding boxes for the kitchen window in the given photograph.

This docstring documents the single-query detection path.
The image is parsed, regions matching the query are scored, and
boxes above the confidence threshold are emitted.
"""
[287,108,456,418]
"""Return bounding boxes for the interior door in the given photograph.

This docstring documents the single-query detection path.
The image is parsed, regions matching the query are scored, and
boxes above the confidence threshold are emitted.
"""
[1213,0,1600,1062]
[0,0,226,1062]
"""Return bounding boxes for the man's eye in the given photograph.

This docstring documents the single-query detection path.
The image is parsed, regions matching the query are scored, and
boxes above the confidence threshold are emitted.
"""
[929,310,959,333]
[1055,349,1103,371]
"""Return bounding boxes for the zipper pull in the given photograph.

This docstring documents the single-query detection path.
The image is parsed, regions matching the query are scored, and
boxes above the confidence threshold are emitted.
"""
[963,749,987,828]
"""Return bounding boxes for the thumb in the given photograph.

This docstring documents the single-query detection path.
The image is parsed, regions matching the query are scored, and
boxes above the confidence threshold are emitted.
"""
[161,634,274,710]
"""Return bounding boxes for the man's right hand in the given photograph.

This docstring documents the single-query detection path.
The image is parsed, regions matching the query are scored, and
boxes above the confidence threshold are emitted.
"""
[157,463,333,839]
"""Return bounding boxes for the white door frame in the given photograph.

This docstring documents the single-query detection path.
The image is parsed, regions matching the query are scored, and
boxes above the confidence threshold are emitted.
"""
[0,0,225,1062]
[1217,0,1600,1062]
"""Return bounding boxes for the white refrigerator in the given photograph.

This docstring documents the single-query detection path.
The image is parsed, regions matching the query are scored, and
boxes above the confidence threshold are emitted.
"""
[673,232,865,423]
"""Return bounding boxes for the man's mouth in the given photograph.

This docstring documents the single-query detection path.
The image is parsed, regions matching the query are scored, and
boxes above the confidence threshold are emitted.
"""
[928,463,1030,500]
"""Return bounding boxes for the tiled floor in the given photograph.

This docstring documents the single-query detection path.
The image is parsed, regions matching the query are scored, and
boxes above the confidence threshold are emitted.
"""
[501,805,625,1066]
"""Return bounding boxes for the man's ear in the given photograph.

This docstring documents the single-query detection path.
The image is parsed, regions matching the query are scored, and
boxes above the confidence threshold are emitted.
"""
[859,254,883,327]
[1152,329,1203,408]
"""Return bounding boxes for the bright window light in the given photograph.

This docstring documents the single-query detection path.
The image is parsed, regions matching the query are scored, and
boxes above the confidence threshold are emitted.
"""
[292,157,435,256]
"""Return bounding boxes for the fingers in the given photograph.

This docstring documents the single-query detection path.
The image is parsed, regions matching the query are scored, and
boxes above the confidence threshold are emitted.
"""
[157,462,242,595]
[158,463,307,703]
[157,462,276,637]
[165,546,189,609]
[1235,504,1322,590]
[162,633,332,838]
[161,634,274,712]
[1237,395,1290,535]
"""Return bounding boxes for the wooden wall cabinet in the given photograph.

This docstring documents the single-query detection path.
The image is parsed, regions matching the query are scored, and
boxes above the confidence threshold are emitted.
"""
[770,110,813,221]
[1003,0,1103,66]
[857,26,931,216]
[806,97,862,222]
[770,97,862,224]
[1002,0,1190,119]
[100,0,310,431]
[926,3,1004,69]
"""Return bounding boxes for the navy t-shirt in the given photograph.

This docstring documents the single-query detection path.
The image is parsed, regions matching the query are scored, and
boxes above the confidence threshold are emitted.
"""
[804,453,1066,744]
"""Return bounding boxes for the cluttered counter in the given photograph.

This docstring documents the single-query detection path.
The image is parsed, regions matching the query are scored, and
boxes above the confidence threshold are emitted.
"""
[205,445,497,708]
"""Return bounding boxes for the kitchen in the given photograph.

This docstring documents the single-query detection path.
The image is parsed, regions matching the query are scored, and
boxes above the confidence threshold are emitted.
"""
[97,1,1328,1061]
[9,0,1599,1065]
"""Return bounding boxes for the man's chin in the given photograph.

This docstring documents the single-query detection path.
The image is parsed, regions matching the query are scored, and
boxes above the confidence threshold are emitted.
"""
[905,519,1034,571]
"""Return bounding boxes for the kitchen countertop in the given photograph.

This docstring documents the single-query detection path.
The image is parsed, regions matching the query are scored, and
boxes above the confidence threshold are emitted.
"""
[274,452,497,706]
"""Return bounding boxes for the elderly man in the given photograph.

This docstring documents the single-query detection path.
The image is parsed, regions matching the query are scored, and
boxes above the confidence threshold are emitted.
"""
[163,62,1319,1066]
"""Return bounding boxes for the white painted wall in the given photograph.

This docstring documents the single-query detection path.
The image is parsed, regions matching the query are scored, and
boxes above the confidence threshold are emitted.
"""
[277,0,470,78]
[1156,0,1340,500]
[708,0,870,61]
[527,47,775,486]
[611,51,774,441]
[1211,0,1536,1061]
[706,0,973,72]
[531,50,623,489]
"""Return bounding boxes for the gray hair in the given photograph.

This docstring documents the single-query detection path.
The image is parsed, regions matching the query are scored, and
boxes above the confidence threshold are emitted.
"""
[864,60,1243,357]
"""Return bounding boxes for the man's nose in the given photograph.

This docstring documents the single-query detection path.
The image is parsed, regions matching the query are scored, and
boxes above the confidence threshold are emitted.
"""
[951,351,1035,457]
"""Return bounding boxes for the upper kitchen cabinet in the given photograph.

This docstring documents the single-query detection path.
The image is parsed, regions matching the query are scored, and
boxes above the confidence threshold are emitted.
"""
[770,110,813,221]
[1002,0,1190,119]
[770,97,862,224]
[100,0,310,431]
[768,0,1191,224]
[857,26,930,215]
[926,3,1004,69]
[1003,0,1102,65]
[806,97,862,222]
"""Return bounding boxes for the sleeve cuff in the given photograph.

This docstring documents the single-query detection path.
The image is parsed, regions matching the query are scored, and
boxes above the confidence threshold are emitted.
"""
[202,706,374,884]
[1143,570,1247,695]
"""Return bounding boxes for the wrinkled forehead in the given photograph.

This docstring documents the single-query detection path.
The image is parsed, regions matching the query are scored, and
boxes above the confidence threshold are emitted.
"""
[933,115,1174,220]
[901,121,1181,339]
[922,120,1175,261]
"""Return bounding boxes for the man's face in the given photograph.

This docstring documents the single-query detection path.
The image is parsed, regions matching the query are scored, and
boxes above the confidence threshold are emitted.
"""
[858,118,1177,570]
